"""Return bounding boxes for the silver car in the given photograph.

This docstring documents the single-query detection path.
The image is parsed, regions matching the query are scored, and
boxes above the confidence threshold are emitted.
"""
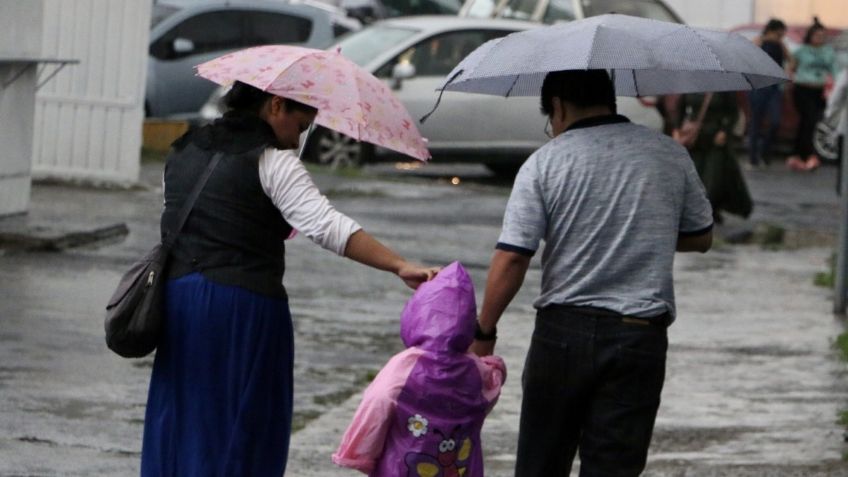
[146,0,361,118]
[301,16,663,172]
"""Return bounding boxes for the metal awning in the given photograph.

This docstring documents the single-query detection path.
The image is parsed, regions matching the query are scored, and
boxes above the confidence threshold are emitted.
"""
[0,57,80,91]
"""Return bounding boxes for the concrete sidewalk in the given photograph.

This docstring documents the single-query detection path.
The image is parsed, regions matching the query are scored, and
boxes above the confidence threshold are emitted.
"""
[282,165,848,475]
[1,160,847,476]
[286,245,848,476]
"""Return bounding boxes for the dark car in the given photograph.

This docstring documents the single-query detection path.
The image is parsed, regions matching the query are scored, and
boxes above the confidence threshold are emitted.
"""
[146,0,360,118]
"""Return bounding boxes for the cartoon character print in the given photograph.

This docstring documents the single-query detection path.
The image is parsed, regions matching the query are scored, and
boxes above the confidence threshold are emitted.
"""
[405,423,473,477]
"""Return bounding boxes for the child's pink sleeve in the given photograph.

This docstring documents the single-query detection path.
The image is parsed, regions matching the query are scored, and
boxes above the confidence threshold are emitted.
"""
[332,348,422,474]
[475,354,507,413]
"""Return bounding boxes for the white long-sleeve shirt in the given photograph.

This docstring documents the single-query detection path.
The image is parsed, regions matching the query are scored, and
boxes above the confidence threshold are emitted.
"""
[258,149,362,256]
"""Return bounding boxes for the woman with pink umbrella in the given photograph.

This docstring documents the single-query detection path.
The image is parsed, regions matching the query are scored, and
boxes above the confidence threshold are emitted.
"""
[140,46,435,477]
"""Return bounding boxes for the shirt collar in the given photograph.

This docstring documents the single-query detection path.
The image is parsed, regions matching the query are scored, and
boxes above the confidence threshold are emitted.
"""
[564,114,630,134]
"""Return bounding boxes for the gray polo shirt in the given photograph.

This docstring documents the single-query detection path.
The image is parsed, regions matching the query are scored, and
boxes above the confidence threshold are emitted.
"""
[497,115,712,321]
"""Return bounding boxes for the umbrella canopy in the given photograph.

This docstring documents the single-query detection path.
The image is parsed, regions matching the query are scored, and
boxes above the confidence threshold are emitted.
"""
[196,45,430,161]
[439,14,790,97]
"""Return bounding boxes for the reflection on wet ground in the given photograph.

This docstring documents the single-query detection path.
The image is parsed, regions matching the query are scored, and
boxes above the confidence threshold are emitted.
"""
[2,162,848,475]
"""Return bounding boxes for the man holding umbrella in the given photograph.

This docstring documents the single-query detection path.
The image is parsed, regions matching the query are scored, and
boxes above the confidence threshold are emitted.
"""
[436,14,788,474]
[471,68,713,476]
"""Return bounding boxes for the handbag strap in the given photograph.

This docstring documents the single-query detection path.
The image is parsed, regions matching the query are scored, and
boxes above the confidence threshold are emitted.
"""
[694,92,714,124]
[162,151,223,249]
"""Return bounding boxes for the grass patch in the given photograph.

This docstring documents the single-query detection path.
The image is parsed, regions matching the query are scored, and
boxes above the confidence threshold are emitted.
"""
[756,223,786,250]
[814,253,836,288]
[833,332,848,361]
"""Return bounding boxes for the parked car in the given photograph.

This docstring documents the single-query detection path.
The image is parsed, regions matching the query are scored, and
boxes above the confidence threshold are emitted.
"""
[146,0,361,118]
[199,15,663,173]
[458,0,682,25]
[730,23,846,152]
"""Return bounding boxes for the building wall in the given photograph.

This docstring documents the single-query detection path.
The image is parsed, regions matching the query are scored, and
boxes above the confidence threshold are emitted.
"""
[32,0,151,186]
[0,0,42,216]
[754,0,848,29]
[663,0,754,29]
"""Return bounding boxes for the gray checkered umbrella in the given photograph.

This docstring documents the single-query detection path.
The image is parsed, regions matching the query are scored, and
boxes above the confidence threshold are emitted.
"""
[438,14,789,98]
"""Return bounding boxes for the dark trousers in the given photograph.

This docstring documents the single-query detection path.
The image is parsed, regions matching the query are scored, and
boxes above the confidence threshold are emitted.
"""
[515,306,668,477]
[793,85,826,158]
[748,85,782,165]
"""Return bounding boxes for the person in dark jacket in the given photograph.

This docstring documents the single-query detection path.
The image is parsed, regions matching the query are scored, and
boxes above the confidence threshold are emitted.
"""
[748,19,794,168]
[140,81,438,477]
[679,91,753,223]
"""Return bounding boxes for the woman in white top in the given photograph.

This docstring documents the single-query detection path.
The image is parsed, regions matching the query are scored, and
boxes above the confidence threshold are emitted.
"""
[141,81,438,477]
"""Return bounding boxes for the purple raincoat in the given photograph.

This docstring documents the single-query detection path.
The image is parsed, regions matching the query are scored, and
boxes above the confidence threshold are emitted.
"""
[333,262,506,476]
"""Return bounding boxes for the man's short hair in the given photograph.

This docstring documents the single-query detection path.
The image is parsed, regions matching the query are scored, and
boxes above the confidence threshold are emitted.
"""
[540,69,616,116]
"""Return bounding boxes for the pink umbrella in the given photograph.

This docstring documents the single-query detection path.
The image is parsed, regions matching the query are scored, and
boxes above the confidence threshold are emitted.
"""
[196,45,430,161]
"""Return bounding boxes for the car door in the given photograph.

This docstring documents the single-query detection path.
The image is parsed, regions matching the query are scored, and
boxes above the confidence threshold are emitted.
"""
[377,28,546,156]
[148,10,245,117]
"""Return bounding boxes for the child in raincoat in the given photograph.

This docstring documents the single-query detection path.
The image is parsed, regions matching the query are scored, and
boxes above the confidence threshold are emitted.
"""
[333,262,506,477]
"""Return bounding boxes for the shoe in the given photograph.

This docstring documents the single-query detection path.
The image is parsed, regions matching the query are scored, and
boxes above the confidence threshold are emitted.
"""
[805,155,821,171]
[786,155,805,171]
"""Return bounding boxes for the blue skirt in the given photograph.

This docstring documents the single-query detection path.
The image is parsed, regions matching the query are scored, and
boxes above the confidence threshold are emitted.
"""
[141,273,293,477]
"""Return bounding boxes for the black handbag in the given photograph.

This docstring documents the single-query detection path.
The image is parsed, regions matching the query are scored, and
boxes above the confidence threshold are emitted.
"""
[104,153,222,358]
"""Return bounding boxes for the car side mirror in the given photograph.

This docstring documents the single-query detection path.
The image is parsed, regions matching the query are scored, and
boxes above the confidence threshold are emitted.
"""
[172,37,195,55]
[390,62,416,90]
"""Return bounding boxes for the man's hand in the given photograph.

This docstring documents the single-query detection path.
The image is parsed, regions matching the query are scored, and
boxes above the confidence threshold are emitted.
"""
[470,339,496,357]
[713,130,727,146]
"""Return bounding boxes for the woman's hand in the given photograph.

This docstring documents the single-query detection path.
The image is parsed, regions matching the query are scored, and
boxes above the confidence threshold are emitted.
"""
[713,130,727,146]
[397,264,441,289]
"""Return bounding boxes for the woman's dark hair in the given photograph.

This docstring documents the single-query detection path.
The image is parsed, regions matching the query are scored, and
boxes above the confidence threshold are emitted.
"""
[540,69,616,116]
[224,81,317,115]
[803,17,825,44]
[762,18,786,35]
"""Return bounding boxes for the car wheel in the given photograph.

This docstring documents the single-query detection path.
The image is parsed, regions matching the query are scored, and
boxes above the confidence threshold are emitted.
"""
[305,127,373,168]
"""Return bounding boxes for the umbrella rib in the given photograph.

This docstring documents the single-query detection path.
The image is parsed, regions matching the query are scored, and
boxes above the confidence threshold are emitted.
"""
[504,75,520,98]
[631,69,639,97]
[685,25,725,72]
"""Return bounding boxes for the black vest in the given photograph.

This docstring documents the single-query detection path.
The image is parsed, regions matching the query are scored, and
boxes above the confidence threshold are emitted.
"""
[161,113,293,298]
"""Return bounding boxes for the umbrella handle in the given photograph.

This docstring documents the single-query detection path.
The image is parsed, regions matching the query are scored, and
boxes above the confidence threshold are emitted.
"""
[420,69,464,124]
[298,122,316,160]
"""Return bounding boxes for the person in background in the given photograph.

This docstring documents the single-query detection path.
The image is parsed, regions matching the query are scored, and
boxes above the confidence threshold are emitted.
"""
[679,91,753,224]
[749,19,794,169]
[788,18,837,171]
[470,69,712,477]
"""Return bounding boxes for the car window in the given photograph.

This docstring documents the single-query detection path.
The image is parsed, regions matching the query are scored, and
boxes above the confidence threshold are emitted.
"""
[150,11,243,60]
[381,0,462,17]
[333,23,353,38]
[580,0,680,23]
[244,11,313,45]
[376,29,511,78]
[498,0,547,21]
[335,25,420,67]
[542,0,577,23]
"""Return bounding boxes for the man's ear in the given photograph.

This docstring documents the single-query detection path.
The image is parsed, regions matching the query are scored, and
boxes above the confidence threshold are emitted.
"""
[552,97,566,122]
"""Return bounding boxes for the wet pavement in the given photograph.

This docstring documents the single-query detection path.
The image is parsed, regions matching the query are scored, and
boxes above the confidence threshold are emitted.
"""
[1,158,848,476]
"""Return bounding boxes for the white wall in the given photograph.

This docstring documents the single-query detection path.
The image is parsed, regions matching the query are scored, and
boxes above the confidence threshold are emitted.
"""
[754,0,848,28]
[664,0,754,29]
[32,0,151,186]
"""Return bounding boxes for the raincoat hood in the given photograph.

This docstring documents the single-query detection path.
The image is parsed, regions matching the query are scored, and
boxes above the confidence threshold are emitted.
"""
[400,262,476,353]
